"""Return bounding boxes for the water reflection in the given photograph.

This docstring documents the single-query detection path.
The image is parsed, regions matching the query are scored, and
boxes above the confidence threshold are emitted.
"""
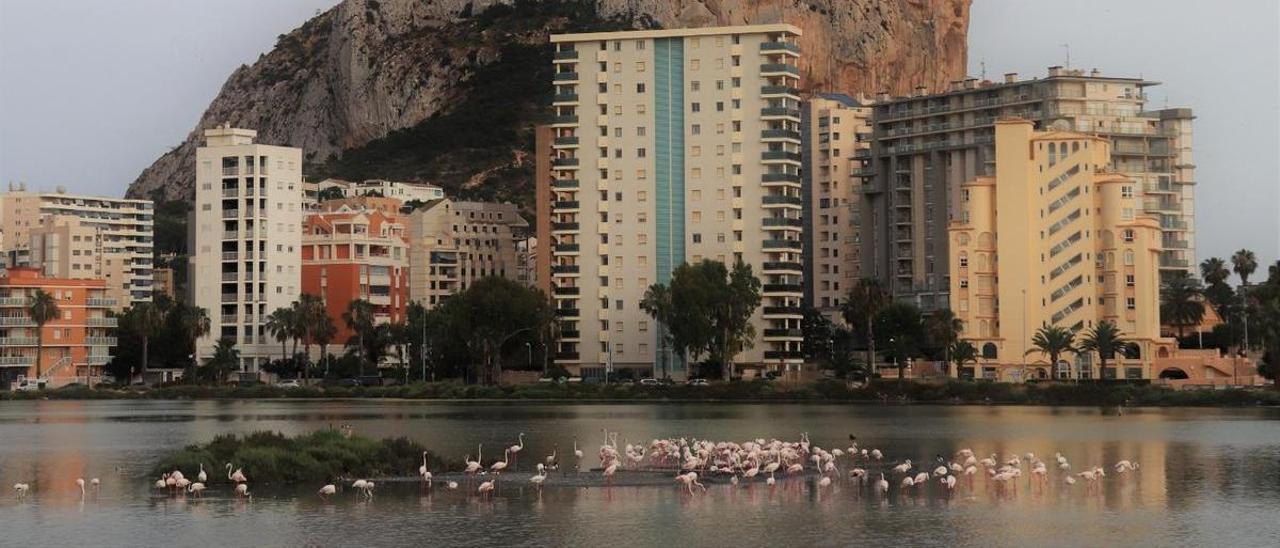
[0,401,1278,546]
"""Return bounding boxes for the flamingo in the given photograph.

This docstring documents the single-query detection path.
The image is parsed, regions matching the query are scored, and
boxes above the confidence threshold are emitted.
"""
[491,449,510,476]
[509,433,525,470]
[465,445,483,478]
[226,463,247,483]
[197,464,207,484]
[76,478,86,499]
[876,473,890,496]
[870,449,883,461]
[235,483,250,497]
[14,483,30,499]
[942,475,957,491]
[419,452,433,485]
[477,480,495,499]
[154,474,168,490]
[318,484,337,498]
[352,479,374,498]
[187,482,206,497]
[90,478,100,492]
[766,470,777,487]
[545,446,558,470]
[531,463,547,488]
[603,461,619,485]
[818,476,832,489]
[573,438,584,466]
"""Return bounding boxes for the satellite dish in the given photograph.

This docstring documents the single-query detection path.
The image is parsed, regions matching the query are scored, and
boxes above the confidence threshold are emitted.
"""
[1049,119,1072,132]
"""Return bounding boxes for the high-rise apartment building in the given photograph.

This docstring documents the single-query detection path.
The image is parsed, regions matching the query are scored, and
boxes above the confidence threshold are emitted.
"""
[546,25,804,378]
[0,185,154,309]
[950,120,1169,381]
[405,199,528,307]
[301,206,410,346]
[860,67,1196,310]
[190,125,303,371]
[801,93,872,320]
[0,267,116,388]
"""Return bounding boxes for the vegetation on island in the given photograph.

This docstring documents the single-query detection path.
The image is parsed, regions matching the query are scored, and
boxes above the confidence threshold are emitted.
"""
[150,430,452,485]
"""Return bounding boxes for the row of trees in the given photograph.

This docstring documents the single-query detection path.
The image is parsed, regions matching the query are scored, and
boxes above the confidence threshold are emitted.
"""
[640,260,762,380]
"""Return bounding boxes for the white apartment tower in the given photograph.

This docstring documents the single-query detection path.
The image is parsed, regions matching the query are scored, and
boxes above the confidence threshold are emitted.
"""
[547,25,804,379]
[191,125,303,371]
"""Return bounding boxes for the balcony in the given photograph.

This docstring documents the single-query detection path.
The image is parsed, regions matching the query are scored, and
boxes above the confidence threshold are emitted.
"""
[0,297,27,306]
[554,243,581,253]
[221,314,238,324]
[221,272,239,282]
[1163,240,1189,249]
[0,356,32,366]
[551,264,580,274]
[552,157,580,167]
[759,63,800,76]
[0,317,34,327]
[221,293,239,303]
[552,93,579,104]
[762,239,802,250]
[552,179,580,189]
[554,286,581,296]
[761,195,803,207]
[760,85,801,97]
[763,328,803,338]
[853,148,871,159]
[764,350,805,360]
[760,42,801,54]
[852,167,876,178]
[87,355,111,365]
[553,200,581,210]
[222,252,239,261]
[1144,182,1178,194]
[552,72,580,82]
[553,136,580,146]
[222,231,239,240]
[763,306,804,316]
[559,331,581,340]
[763,284,803,294]
[86,298,118,307]
[1160,257,1190,268]
[555,352,580,360]
[761,172,801,183]
[762,218,803,228]
[221,188,239,198]
[0,337,37,346]
[553,50,579,61]
[551,115,579,126]
[762,261,803,272]
[555,308,581,317]
[222,209,239,219]
[761,129,801,141]
[761,107,801,119]
[86,317,118,328]
[762,150,802,162]
[85,337,118,346]
[551,222,580,232]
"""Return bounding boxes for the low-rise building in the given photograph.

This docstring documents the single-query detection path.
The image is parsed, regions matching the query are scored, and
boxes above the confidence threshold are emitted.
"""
[0,266,116,389]
[405,199,528,307]
[316,179,445,204]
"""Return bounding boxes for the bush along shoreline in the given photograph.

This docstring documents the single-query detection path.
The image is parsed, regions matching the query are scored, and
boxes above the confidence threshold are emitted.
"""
[3,380,1278,407]
[150,431,455,486]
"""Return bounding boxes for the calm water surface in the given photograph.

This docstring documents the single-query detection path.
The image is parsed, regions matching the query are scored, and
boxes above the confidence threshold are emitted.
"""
[1,400,1278,547]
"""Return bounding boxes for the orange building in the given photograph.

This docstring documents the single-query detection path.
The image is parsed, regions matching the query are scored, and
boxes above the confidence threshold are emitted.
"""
[0,267,116,389]
[300,208,410,348]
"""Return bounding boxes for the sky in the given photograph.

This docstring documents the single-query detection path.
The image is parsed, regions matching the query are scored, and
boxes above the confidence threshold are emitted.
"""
[1,0,1277,278]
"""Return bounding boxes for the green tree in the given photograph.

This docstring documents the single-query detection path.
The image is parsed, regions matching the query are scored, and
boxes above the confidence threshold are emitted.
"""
[1201,257,1231,285]
[343,299,377,375]
[842,278,890,376]
[293,293,328,381]
[950,340,979,377]
[265,307,296,361]
[202,338,240,384]
[131,299,169,377]
[924,308,964,368]
[1076,321,1135,377]
[1232,249,1258,286]
[26,289,60,381]
[663,260,761,379]
[386,321,411,382]
[1026,325,1077,380]
[1161,272,1205,339]
[414,277,552,384]
[316,186,345,201]
[178,306,210,381]
[874,301,924,382]
[313,310,338,378]
[640,283,674,379]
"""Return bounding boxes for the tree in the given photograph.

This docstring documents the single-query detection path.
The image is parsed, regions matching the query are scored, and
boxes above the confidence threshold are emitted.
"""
[924,308,963,371]
[1201,257,1230,286]
[801,307,836,363]
[178,306,210,381]
[202,338,240,384]
[265,308,295,361]
[1232,249,1258,286]
[26,289,60,381]
[293,293,328,382]
[1026,325,1077,380]
[1161,272,1205,339]
[719,261,763,379]
[316,185,345,202]
[842,278,890,376]
[640,283,674,379]
[343,299,377,376]
[1077,321,1135,377]
[663,260,761,380]
[131,299,169,377]
[313,311,338,378]
[386,321,411,382]
[950,340,978,377]
[874,301,924,382]
[415,277,552,384]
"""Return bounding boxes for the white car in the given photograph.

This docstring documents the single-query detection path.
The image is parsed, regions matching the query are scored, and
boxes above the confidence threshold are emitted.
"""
[276,379,301,389]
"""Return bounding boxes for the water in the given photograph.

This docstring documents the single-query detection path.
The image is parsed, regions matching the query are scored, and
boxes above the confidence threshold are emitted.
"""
[1,400,1278,547]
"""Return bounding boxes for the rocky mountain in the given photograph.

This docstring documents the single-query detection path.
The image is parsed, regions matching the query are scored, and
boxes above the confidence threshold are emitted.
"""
[127,0,971,204]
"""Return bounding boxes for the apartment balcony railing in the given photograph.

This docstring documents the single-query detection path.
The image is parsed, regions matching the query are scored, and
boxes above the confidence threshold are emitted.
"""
[553,50,579,60]
[222,210,239,219]
[553,201,581,209]
[559,331,581,340]
[551,115,579,125]
[761,129,802,141]
[551,265,580,274]
[761,195,803,206]
[551,222,580,231]
[552,179,580,189]
[764,350,805,360]
[553,286,581,296]
[762,284,803,294]
[222,252,238,261]
[762,239,803,250]
[222,188,238,198]
[761,107,801,119]
[763,306,804,316]
[0,356,33,365]
[85,337,118,346]
[552,93,579,104]
[0,338,38,346]
[0,317,34,326]
[1160,257,1190,268]
[1163,240,1190,249]
[553,136,580,146]
[762,151,802,162]
[762,261,803,272]
[221,166,238,177]
[760,85,801,97]
[221,314,238,324]
[222,231,239,240]
[554,308,580,317]
[762,218,803,228]
[760,41,801,54]
[552,72,580,82]
[759,63,800,76]
[221,293,239,303]
[762,172,801,183]
[552,157,580,167]
[555,352,580,360]
[86,317,118,327]
[0,297,27,306]
[763,328,803,338]
[86,298,118,307]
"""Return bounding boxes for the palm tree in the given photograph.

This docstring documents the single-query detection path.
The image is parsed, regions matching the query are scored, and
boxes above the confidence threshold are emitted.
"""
[264,307,295,362]
[204,338,240,384]
[925,308,964,372]
[1200,257,1230,286]
[1026,325,1077,380]
[842,278,890,376]
[950,340,978,378]
[293,294,327,381]
[26,289,60,382]
[1077,321,1135,378]
[386,321,410,382]
[313,313,337,379]
[343,299,376,375]
[179,306,210,382]
[1232,249,1258,286]
[131,301,168,378]
[1161,272,1205,339]
[639,283,673,379]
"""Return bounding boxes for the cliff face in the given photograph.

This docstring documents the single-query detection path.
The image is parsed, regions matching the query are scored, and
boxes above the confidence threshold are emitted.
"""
[127,0,970,202]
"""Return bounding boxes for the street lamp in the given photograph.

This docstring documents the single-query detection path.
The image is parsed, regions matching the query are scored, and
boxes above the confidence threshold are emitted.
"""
[525,342,532,369]
[539,341,548,375]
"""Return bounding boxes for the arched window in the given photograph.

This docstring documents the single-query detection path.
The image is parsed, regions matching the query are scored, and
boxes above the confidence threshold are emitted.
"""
[982,343,998,359]
[1048,142,1057,166]
[957,233,969,246]
[1128,345,1143,359]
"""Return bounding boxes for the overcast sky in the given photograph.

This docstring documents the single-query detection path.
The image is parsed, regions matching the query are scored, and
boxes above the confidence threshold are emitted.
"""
[2,0,1277,277]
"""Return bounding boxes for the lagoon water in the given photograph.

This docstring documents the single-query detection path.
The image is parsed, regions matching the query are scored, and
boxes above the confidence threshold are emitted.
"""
[1,400,1278,547]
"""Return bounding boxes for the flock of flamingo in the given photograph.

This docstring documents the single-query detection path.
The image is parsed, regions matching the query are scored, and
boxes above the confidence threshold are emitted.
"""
[10,430,1143,504]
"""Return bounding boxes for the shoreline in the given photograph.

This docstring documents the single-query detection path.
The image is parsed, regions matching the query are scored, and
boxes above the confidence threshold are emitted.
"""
[3,381,1277,407]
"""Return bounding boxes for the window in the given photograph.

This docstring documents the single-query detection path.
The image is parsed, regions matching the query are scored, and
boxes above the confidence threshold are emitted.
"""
[635,62,646,72]
[691,81,700,92]
[1125,274,1136,286]
[691,103,701,113]
[1121,186,1133,198]
[1124,250,1135,265]
[959,278,969,288]
[1123,229,1134,242]
[691,124,701,135]
[636,127,646,137]
[690,59,700,70]
[636,83,646,93]
[1126,297,1136,310]
[637,148,647,158]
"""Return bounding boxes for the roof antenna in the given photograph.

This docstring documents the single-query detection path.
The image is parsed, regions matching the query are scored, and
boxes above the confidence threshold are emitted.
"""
[1061,44,1071,68]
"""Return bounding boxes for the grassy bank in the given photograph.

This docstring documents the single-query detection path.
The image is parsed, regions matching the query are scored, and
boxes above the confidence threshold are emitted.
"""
[4,380,1278,407]
[151,430,453,485]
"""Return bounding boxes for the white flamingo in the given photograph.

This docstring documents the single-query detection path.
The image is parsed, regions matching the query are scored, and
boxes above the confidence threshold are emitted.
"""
[530,464,547,488]
[187,482,206,497]
[419,451,433,485]
[491,449,510,476]
[14,483,30,499]
[318,484,337,498]
[477,480,495,499]
[76,478,86,499]
[197,463,207,483]
[226,463,247,483]
[509,433,525,470]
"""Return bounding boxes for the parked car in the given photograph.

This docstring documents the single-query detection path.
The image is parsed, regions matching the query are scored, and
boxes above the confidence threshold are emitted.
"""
[12,378,47,392]
[639,378,663,386]
[686,378,710,387]
[275,379,301,389]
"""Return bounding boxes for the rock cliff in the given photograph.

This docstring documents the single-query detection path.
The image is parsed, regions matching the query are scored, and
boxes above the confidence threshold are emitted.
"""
[127,0,970,203]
